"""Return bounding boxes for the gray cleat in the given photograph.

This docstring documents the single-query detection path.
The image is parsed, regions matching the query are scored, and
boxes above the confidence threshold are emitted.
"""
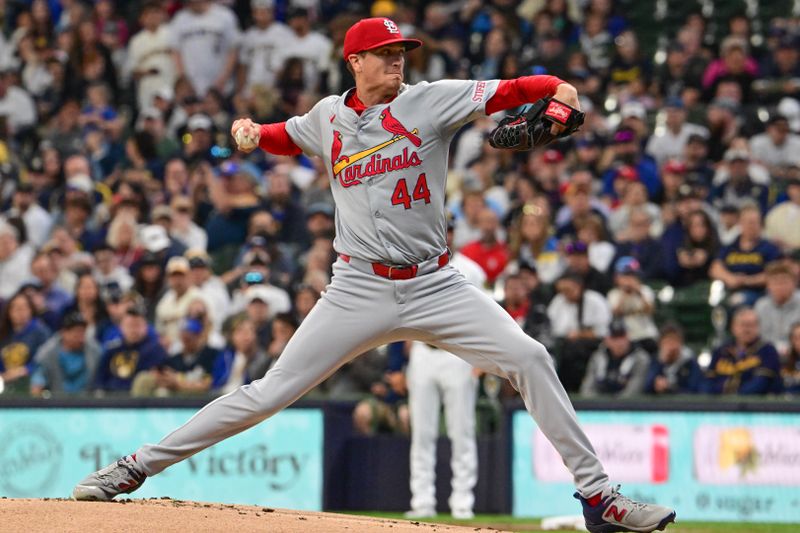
[72,455,147,501]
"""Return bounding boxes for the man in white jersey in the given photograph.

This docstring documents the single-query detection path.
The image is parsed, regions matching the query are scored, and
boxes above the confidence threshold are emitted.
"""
[168,0,241,97]
[127,1,175,109]
[405,218,484,520]
[73,17,676,533]
[237,0,293,97]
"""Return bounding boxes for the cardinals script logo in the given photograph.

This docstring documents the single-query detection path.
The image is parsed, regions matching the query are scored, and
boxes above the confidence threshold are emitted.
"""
[330,106,423,187]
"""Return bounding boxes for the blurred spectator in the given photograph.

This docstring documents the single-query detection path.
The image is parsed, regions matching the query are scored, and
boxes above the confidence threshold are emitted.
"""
[92,243,133,292]
[0,219,34,300]
[711,148,769,214]
[508,204,563,285]
[266,312,297,362]
[460,207,509,285]
[133,251,166,321]
[95,303,166,393]
[601,127,660,200]
[134,316,219,397]
[563,240,612,295]
[614,215,665,283]
[607,257,658,354]
[7,182,52,248]
[274,7,332,94]
[673,209,719,287]
[293,284,319,324]
[30,311,101,396]
[699,307,782,395]
[30,251,72,316]
[710,204,782,306]
[754,261,800,356]
[782,322,800,394]
[169,0,240,97]
[212,317,270,396]
[548,271,611,391]
[645,97,708,166]
[765,173,800,252]
[186,249,228,329]
[702,36,758,103]
[238,0,292,96]
[352,349,410,436]
[0,290,52,394]
[580,319,649,397]
[127,1,175,109]
[645,322,700,394]
[155,256,204,347]
[0,66,38,136]
[749,115,800,180]
[609,181,663,241]
[63,272,109,341]
[576,213,615,273]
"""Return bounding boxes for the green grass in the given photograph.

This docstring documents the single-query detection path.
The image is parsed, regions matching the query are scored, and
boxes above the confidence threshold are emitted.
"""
[343,512,798,532]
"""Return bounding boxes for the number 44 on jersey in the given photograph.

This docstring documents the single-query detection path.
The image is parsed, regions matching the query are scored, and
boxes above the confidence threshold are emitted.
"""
[391,173,431,210]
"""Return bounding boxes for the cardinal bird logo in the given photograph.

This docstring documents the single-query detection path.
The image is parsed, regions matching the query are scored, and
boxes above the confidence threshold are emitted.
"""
[331,130,349,172]
[380,107,422,147]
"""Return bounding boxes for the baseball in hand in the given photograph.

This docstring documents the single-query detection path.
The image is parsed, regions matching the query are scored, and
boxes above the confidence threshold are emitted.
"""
[234,125,259,151]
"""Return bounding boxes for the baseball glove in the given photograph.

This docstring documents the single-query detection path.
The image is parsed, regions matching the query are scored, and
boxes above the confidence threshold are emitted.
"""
[488,97,585,151]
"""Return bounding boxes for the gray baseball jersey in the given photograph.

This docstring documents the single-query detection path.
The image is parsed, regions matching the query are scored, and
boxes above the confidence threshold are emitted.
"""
[286,80,499,264]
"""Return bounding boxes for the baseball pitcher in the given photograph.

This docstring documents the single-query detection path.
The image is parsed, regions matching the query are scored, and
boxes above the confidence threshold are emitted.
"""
[73,17,675,533]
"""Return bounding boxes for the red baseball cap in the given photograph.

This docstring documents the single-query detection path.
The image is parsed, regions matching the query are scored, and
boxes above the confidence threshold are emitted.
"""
[343,18,422,59]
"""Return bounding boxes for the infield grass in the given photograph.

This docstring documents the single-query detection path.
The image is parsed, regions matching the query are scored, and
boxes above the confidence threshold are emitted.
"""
[349,512,798,532]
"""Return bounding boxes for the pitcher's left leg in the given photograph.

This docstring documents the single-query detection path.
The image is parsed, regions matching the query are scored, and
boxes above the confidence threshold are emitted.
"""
[402,268,607,497]
[402,267,676,532]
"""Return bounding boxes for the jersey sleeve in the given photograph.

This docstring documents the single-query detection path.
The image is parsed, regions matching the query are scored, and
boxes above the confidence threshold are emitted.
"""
[421,79,500,137]
[284,95,336,158]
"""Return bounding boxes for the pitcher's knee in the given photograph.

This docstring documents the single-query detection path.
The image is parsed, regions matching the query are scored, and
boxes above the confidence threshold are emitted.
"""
[508,338,553,372]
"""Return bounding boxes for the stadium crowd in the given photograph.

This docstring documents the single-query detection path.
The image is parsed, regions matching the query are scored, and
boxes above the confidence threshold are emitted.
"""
[0,0,799,413]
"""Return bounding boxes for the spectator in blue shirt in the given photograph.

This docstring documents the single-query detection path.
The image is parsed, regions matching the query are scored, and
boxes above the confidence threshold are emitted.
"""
[94,303,167,393]
[646,322,701,394]
[31,311,102,395]
[710,203,782,306]
[699,307,782,395]
[0,290,52,394]
[601,127,660,201]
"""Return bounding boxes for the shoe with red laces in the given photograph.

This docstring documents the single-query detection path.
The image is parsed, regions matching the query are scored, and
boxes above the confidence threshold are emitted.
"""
[575,485,676,533]
[72,454,146,501]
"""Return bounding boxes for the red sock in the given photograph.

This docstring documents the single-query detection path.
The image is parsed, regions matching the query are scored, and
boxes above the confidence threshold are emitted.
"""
[586,492,603,507]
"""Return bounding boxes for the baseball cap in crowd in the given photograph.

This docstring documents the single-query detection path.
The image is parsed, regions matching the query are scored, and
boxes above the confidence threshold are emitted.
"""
[166,256,190,275]
[102,284,125,303]
[126,301,148,318]
[186,249,211,269]
[686,133,708,145]
[62,311,88,330]
[565,240,589,255]
[559,181,590,197]
[620,101,646,121]
[542,149,564,164]
[152,205,172,222]
[251,0,274,8]
[306,202,335,219]
[245,285,271,305]
[766,114,790,128]
[286,6,309,19]
[608,319,627,337]
[343,17,422,59]
[615,256,641,276]
[182,317,204,335]
[67,174,94,194]
[139,106,162,121]
[15,181,34,194]
[140,251,161,267]
[662,160,687,175]
[154,86,173,103]
[709,97,739,114]
[612,128,636,144]
[616,165,639,181]
[720,202,740,215]
[777,97,800,132]
[187,113,213,131]
[517,259,538,275]
[723,148,750,162]
[140,225,170,253]
[665,96,684,109]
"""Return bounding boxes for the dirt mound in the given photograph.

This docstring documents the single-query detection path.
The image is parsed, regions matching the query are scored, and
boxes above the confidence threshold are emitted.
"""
[0,498,509,532]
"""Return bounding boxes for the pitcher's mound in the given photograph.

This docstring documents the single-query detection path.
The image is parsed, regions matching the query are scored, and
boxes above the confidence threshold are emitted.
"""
[0,498,507,532]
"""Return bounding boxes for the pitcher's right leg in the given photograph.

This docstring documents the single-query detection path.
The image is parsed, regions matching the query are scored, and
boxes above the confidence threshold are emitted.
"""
[73,260,401,500]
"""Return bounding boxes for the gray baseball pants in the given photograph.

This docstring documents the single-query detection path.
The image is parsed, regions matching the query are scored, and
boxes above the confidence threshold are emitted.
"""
[136,258,609,497]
